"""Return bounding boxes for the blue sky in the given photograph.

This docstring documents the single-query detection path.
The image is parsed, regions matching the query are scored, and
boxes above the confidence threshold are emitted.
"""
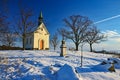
[1,0,120,51]
[38,0,120,30]
[39,0,120,51]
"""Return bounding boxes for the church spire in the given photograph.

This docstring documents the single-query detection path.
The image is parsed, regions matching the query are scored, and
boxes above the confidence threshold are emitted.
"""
[38,11,43,25]
[40,11,43,19]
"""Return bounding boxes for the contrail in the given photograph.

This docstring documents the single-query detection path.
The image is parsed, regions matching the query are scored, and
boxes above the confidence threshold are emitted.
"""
[94,14,120,24]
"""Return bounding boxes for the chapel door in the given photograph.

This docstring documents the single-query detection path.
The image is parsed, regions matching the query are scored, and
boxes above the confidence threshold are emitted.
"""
[40,40,44,49]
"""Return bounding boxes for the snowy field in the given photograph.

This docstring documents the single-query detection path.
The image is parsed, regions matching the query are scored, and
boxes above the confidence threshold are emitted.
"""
[0,50,120,80]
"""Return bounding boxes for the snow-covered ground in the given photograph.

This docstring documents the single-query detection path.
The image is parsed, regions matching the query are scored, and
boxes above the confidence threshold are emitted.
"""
[0,50,120,80]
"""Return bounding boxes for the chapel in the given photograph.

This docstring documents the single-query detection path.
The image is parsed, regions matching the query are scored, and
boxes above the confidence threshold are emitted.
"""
[25,12,50,50]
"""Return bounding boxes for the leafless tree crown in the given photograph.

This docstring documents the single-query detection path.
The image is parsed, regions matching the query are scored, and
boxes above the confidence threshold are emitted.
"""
[85,26,107,52]
[50,33,59,50]
[58,15,92,50]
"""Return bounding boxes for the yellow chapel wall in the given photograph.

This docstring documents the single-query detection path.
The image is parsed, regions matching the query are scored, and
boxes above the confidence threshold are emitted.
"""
[33,23,49,50]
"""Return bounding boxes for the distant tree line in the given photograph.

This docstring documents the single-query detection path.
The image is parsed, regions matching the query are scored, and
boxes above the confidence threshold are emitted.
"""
[0,45,23,50]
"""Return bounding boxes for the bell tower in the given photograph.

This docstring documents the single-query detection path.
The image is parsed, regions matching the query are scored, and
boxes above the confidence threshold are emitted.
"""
[38,11,43,25]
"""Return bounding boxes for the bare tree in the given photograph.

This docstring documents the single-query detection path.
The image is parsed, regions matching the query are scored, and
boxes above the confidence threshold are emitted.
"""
[14,7,36,50]
[0,12,9,45]
[0,0,17,47]
[1,32,17,47]
[85,26,107,52]
[50,33,59,50]
[0,14,16,46]
[59,15,92,51]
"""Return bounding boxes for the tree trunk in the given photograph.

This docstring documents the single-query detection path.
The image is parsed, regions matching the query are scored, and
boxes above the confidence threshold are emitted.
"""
[75,43,79,51]
[23,37,25,50]
[23,34,26,50]
[8,42,10,47]
[54,46,56,51]
[90,43,92,52]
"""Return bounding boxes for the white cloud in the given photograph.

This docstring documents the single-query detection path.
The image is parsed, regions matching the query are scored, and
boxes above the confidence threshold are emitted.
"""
[102,30,119,37]
[114,38,120,42]
[99,30,120,50]
[102,30,120,41]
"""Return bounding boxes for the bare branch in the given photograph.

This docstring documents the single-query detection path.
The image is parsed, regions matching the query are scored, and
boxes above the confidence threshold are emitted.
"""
[85,26,107,52]
[13,6,36,50]
[50,32,59,50]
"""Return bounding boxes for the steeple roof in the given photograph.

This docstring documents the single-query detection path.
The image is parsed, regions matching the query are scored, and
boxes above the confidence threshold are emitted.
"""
[39,11,43,19]
[38,11,43,25]
[30,11,49,34]
[40,11,43,19]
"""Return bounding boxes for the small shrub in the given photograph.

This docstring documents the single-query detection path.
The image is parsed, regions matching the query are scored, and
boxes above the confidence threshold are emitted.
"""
[0,45,23,50]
